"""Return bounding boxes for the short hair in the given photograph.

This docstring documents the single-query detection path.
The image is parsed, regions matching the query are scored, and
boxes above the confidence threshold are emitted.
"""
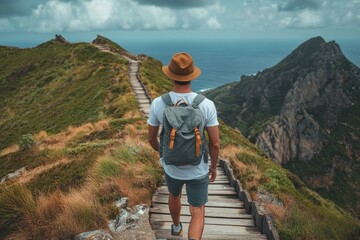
[174,80,191,85]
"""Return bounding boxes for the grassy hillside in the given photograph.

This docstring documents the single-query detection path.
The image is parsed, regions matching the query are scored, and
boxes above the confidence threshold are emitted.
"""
[0,36,359,240]
[0,36,160,239]
[0,38,136,150]
[138,55,173,99]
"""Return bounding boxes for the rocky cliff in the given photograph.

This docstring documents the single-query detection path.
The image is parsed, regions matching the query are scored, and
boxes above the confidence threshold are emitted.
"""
[206,36,360,216]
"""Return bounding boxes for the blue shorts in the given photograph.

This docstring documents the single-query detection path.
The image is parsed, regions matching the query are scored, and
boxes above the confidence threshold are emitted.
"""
[164,173,209,207]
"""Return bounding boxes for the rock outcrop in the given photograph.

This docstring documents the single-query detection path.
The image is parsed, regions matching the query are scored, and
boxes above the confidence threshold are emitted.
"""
[52,34,70,44]
[255,37,358,164]
[206,36,360,216]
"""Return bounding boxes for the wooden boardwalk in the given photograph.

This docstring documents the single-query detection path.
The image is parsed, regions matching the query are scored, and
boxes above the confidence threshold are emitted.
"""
[150,164,267,240]
[127,60,151,117]
[93,43,151,118]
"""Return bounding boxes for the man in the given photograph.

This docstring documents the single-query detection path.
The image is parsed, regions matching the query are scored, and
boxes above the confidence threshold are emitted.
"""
[148,52,220,240]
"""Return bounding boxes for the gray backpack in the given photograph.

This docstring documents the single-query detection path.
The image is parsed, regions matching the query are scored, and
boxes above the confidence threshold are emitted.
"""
[160,93,208,166]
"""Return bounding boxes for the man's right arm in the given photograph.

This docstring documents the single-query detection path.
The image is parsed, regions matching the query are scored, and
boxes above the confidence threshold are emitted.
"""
[148,125,160,152]
[206,126,220,182]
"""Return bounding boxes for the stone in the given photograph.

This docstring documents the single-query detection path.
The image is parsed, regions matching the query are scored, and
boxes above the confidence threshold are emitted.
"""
[75,230,113,240]
[1,167,26,183]
[52,34,69,44]
[109,198,148,233]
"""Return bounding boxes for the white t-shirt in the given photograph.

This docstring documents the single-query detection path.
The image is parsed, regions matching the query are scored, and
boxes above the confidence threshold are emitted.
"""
[147,91,219,180]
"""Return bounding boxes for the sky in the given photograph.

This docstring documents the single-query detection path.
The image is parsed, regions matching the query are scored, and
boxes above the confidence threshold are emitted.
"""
[0,0,359,46]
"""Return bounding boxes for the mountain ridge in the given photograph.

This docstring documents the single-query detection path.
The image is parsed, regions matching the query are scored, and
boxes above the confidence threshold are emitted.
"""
[206,36,360,217]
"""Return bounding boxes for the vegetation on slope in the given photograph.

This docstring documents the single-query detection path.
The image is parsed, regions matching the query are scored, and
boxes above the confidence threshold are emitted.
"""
[138,55,173,99]
[219,123,360,240]
[0,39,135,150]
[0,37,155,239]
[0,118,161,239]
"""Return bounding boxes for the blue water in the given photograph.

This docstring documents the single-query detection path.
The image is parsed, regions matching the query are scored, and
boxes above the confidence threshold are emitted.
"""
[2,37,360,93]
[119,39,360,92]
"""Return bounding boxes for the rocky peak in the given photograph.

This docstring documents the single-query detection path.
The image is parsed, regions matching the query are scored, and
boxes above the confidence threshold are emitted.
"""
[206,36,360,216]
[52,34,69,44]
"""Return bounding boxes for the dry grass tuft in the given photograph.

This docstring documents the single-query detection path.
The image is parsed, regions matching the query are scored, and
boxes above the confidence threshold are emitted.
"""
[220,145,241,160]
[0,145,19,157]
[123,110,142,119]
[36,119,111,150]
[56,187,107,235]
[124,124,138,139]
[35,191,65,221]
[264,203,287,220]
[34,130,49,142]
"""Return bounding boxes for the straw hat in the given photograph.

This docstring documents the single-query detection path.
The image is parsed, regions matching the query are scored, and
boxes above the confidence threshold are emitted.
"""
[162,52,201,82]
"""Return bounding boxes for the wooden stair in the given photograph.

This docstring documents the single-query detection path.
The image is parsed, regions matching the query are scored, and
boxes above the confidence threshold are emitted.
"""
[150,164,268,240]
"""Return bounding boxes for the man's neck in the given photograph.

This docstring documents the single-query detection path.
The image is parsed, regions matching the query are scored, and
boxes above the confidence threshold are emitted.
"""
[173,84,192,93]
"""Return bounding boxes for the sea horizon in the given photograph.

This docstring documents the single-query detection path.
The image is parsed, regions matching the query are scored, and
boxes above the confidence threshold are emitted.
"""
[2,37,359,93]
[118,38,360,92]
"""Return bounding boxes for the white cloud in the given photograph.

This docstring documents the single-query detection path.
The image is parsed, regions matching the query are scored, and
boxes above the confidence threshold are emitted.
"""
[0,19,14,31]
[230,0,360,31]
[207,17,221,29]
[0,0,359,37]
[1,0,224,32]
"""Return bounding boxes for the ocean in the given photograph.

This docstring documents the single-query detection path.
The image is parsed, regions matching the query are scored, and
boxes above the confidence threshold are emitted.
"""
[3,38,360,93]
[119,39,360,93]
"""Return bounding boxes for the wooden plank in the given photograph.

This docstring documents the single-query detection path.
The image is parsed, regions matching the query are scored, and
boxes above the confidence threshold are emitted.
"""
[151,204,246,214]
[209,180,230,184]
[214,175,229,179]
[164,180,230,185]
[152,222,262,235]
[150,206,250,219]
[153,230,267,240]
[157,184,234,190]
[152,195,244,208]
[153,194,242,202]
[157,186,237,196]
[150,214,255,227]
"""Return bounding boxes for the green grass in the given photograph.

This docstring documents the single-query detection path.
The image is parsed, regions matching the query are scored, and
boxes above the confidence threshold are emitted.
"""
[92,35,125,52]
[27,142,107,194]
[0,41,134,150]
[111,145,137,164]
[138,56,173,99]
[0,149,59,179]
[94,156,123,179]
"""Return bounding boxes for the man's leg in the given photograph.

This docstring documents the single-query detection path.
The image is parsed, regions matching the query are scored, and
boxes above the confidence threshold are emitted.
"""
[168,193,181,226]
[186,174,209,240]
[188,205,205,239]
[164,173,184,235]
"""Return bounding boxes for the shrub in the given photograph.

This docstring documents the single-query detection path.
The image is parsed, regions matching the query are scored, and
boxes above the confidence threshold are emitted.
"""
[19,134,37,151]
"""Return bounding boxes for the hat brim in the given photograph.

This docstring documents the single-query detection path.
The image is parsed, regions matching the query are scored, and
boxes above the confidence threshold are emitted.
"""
[162,65,201,82]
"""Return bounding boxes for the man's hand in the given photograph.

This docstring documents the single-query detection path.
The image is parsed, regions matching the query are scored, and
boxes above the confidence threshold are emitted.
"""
[206,126,219,183]
[209,166,217,182]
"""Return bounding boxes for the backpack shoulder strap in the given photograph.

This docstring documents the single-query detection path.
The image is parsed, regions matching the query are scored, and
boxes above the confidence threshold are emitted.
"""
[161,93,174,106]
[191,94,206,107]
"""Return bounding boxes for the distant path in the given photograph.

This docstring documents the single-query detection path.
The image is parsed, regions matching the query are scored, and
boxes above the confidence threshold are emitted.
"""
[127,59,151,117]
[150,160,271,239]
[93,44,151,117]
